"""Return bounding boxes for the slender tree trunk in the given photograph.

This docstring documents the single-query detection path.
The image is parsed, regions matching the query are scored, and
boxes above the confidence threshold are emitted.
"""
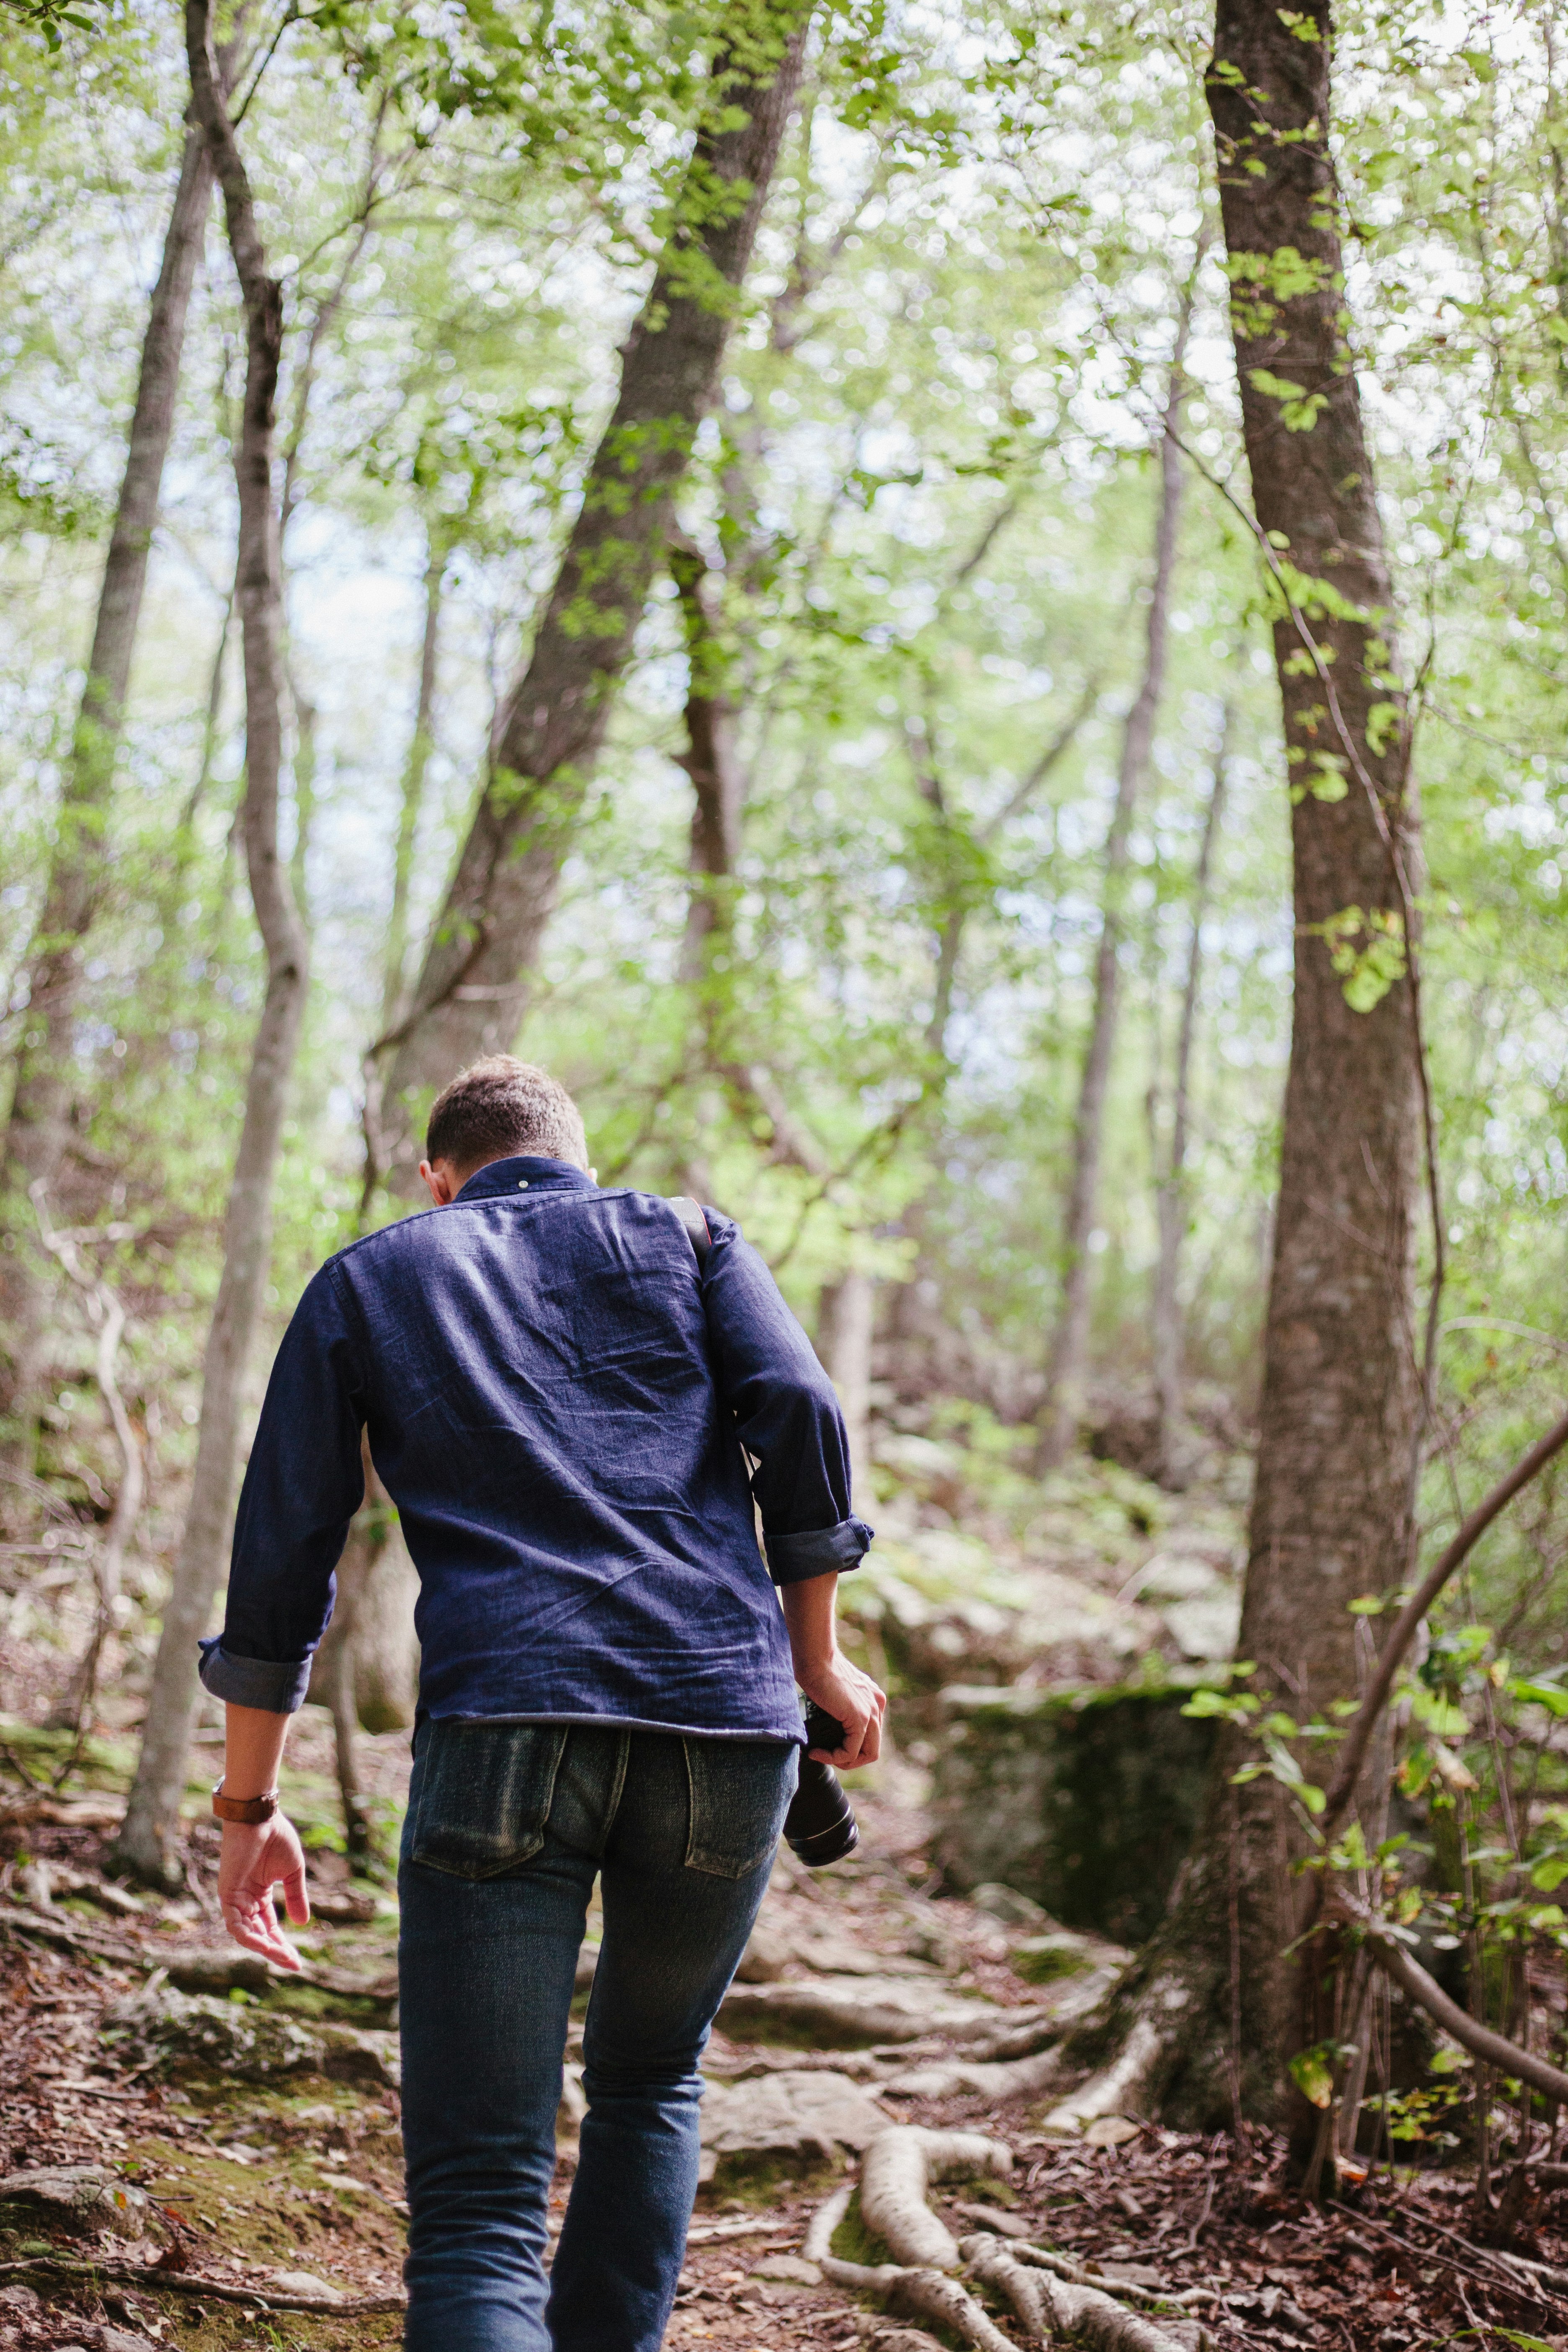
[1151,710,1231,1483]
[672,539,745,989]
[358,531,447,1229]
[1036,302,1195,1470]
[366,0,813,1201]
[818,1270,874,1508]
[115,0,311,1885]
[0,54,243,1471]
[289,676,317,920]
[1059,0,1424,2139]
[384,534,445,1032]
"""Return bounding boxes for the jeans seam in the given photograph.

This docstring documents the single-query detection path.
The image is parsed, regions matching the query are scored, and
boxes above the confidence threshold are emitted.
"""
[602,1727,631,1842]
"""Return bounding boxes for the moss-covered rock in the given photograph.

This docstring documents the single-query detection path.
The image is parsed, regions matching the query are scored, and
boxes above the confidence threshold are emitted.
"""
[930,1677,1220,1946]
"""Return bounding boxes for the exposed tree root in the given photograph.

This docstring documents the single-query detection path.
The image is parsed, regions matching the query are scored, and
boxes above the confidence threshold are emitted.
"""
[1043,2010,1170,2133]
[859,2127,1013,2267]
[963,2234,1196,2351]
[805,2133,1202,2352]
[883,2048,1064,2101]
[0,2255,404,2316]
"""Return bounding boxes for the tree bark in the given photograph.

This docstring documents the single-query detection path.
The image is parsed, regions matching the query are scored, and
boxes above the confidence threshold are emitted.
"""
[1060,0,1425,2137]
[367,0,813,1199]
[1151,709,1231,1484]
[0,43,243,1473]
[1037,296,1196,1469]
[115,0,311,1885]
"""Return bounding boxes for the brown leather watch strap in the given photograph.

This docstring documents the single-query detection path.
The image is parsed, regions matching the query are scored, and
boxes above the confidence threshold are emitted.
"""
[211,1783,280,1825]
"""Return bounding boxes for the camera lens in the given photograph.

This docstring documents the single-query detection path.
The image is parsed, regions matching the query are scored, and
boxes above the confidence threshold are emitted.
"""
[783,1703,860,1867]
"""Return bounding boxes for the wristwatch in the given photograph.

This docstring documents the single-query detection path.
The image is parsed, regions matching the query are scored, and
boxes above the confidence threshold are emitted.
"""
[211,1782,281,1825]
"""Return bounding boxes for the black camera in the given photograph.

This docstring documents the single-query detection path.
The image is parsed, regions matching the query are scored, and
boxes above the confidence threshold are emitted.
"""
[783,1702,860,1867]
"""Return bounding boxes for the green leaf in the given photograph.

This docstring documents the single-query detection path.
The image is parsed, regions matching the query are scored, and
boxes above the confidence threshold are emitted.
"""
[1289,2043,1337,2108]
[1510,1679,1568,1718]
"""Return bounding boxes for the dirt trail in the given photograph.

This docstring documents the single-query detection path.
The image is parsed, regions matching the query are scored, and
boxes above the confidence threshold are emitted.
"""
[3,1749,1566,2352]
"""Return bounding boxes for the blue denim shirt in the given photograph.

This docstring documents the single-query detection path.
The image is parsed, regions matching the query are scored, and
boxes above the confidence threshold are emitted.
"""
[199,1157,872,1744]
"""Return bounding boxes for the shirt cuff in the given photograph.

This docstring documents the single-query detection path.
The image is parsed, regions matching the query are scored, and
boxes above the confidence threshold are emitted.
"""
[198,1637,312,1715]
[763,1516,874,1588]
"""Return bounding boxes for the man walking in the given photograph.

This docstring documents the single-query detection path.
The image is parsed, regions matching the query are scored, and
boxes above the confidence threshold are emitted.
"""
[199,1056,885,2350]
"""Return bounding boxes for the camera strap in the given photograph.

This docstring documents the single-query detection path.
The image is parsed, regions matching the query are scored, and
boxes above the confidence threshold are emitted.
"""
[668,1195,711,1270]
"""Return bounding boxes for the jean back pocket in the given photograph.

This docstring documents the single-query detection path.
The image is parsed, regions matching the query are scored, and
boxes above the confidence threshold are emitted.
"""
[407,1719,568,1879]
[682,1736,796,1880]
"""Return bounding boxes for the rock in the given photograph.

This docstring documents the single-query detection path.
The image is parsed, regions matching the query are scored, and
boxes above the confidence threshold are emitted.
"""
[1083,2115,1141,2148]
[931,1679,1220,1945]
[717,1974,1024,2049]
[0,2165,152,2238]
[734,1919,792,1981]
[96,2328,163,2352]
[264,2271,342,2302]
[699,2068,890,2181]
[970,1883,1046,1929]
[558,2062,587,2133]
[749,2253,823,2285]
[161,1947,279,1994]
[734,1915,935,1983]
[103,1983,398,2087]
[16,1862,54,1910]
[0,2285,41,2313]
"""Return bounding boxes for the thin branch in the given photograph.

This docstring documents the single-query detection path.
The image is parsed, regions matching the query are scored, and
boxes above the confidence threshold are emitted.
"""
[1336,1893,1568,2110]
[1318,1404,1568,1845]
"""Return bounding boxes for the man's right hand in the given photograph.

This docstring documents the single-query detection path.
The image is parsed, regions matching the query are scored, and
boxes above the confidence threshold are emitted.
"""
[780,1570,888,1769]
[798,1649,887,1769]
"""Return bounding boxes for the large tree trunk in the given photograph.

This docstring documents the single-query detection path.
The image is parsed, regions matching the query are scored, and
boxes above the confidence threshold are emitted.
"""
[115,0,311,1885]
[1036,296,1196,1469]
[1150,711,1230,1485]
[1057,0,1425,2140]
[0,45,243,1474]
[366,0,812,1201]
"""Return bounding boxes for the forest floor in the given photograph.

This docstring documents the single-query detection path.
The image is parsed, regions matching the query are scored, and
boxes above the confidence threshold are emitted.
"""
[4,1720,1567,2352]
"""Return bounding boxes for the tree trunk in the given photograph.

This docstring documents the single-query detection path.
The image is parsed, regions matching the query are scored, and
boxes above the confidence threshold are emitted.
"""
[1150,710,1231,1485]
[367,0,812,1200]
[358,529,447,1227]
[384,533,446,1032]
[115,0,311,1886]
[818,1269,874,1509]
[672,538,745,988]
[1060,0,1425,2138]
[1037,297,1196,1470]
[0,44,243,1473]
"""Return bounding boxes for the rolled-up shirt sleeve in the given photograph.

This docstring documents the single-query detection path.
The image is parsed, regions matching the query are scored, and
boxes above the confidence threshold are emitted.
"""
[699,1210,873,1586]
[198,1263,367,1715]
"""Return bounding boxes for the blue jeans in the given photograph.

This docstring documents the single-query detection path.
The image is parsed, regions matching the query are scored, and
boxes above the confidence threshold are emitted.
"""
[398,1720,797,2351]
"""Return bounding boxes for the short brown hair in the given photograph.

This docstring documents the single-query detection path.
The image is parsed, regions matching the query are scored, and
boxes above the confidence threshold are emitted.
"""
[426,1057,588,1174]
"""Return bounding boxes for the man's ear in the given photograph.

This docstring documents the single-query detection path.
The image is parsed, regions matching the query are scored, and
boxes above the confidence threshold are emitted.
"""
[419,1159,457,1207]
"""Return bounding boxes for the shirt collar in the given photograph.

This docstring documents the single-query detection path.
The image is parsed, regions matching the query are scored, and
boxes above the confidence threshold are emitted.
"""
[455,1155,596,1203]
